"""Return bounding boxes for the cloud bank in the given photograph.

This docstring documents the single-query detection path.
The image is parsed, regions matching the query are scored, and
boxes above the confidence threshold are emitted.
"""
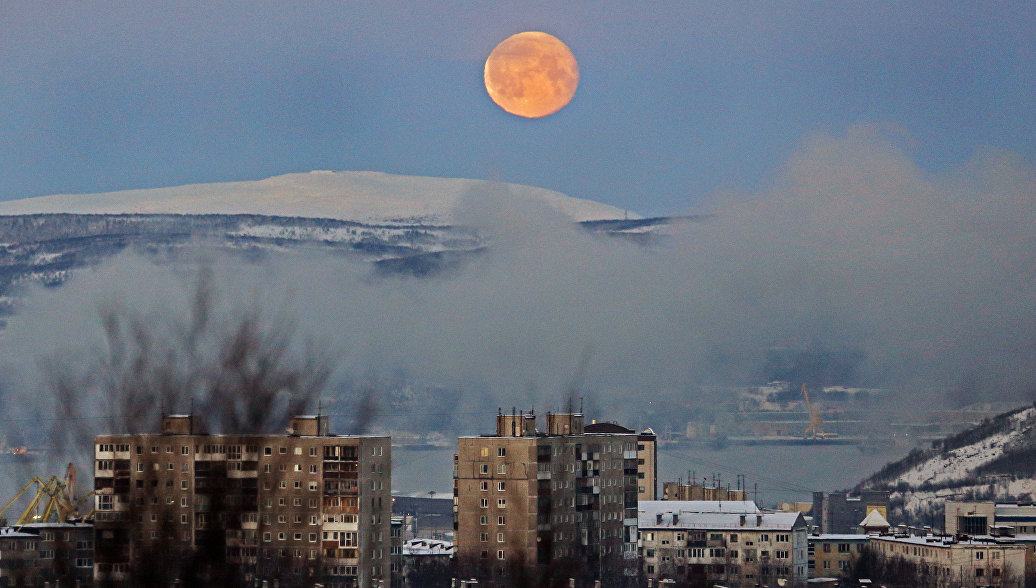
[1,125,1034,443]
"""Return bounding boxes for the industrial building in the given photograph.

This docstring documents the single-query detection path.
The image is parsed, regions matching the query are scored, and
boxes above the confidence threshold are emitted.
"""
[811,490,890,534]
[92,414,391,587]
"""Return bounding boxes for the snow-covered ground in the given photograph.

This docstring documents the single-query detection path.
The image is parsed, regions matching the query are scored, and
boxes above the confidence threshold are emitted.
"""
[0,170,636,225]
[895,479,1036,523]
[895,407,1034,487]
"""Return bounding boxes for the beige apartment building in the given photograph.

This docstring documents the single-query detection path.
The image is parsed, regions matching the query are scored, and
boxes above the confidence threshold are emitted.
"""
[870,534,1026,587]
[454,411,640,585]
[93,414,390,587]
[638,500,809,586]
[808,533,868,578]
[584,421,658,501]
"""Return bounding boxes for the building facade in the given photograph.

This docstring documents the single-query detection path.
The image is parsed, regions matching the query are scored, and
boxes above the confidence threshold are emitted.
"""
[583,422,658,501]
[870,534,1026,588]
[808,534,868,578]
[93,414,391,587]
[812,490,889,534]
[638,500,808,586]
[945,501,1036,536]
[454,411,640,585]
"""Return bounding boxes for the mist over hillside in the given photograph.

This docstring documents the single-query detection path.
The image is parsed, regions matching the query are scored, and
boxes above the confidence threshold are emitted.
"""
[0,127,1034,458]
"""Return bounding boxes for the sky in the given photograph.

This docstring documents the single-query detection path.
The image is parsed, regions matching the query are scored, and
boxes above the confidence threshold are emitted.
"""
[2,2,1033,216]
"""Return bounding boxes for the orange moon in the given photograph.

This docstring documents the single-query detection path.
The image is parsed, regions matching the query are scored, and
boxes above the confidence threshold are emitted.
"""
[484,32,579,118]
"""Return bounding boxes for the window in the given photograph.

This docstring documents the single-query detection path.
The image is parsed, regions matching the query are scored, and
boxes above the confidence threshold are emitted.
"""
[498,516,506,525]
[481,533,488,542]
[823,543,831,553]
[497,464,506,474]
[480,464,489,474]
[498,447,506,457]
[264,447,272,456]
[976,551,985,560]
[497,481,506,491]
[730,534,738,543]
[480,498,489,508]
[498,498,506,508]
[480,516,488,525]
[279,447,287,454]
[497,550,505,560]
[497,533,505,543]
[481,481,489,491]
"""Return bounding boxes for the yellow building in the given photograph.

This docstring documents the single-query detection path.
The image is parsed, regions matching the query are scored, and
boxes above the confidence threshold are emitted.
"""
[870,535,1026,588]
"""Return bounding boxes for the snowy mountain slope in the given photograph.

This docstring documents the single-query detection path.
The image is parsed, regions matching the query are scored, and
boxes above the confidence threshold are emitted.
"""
[859,404,1036,524]
[0,171,636,225]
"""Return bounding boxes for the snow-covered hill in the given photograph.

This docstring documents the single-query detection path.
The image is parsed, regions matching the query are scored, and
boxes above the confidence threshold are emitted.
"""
[0,170,636,225]
[860,405,1036,524]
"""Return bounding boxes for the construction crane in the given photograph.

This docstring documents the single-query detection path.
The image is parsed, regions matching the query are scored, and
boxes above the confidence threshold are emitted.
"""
[0,463,93,525]
[802,384,836,440]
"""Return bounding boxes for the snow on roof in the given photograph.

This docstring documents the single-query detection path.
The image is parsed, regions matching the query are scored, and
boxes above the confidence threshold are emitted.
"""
[860,509,890,528]
[639,504,804,532]
[402,538,454,556]
[0,527,38,538]
[810,534,870,541]
[640,500,760,516]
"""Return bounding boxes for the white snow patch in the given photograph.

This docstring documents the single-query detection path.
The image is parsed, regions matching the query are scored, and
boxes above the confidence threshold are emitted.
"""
[0,171,637,225]
[894,407,1035,487]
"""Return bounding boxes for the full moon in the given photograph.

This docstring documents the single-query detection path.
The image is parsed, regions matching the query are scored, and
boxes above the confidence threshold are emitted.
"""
[484,31,579,119]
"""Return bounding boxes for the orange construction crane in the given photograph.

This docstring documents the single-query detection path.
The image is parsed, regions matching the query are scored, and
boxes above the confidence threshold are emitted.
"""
[802,384,836,440]
[0,463,93,525]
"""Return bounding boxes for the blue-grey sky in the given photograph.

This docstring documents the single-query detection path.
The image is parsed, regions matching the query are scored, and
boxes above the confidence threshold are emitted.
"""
[2,2,1033,216]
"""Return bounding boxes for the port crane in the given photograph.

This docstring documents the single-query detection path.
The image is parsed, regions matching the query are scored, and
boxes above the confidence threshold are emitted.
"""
[802,384,836,440]
[0,463,93,525]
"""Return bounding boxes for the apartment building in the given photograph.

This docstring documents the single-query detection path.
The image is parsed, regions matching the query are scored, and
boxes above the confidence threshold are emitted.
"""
[946,501,1036,536]
[808,534,868,577]
[583,422,658,501]
[870,534,1026,587]
[0,527,41,586]
[93,414,390,587]
[661,481,746,502]
[638,500,808,586]
[454,411,640,585]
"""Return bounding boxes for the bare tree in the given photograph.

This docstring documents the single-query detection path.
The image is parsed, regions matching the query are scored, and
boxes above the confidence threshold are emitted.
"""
[47,269,334,447]
[42,270,338,586]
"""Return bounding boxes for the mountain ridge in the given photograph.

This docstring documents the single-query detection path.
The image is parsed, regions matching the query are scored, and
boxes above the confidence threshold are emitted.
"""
[0,170,638,225]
